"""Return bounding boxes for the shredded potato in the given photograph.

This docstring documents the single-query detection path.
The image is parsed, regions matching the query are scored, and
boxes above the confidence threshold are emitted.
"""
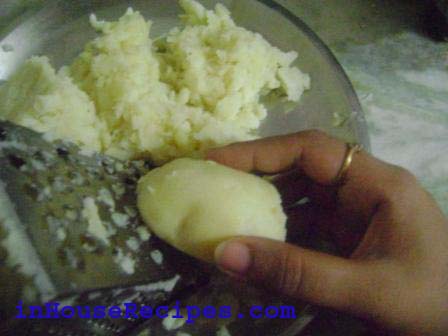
[0,0,310,163]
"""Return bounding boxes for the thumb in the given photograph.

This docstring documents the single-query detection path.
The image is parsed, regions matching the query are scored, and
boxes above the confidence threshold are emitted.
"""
[214,237,373,314]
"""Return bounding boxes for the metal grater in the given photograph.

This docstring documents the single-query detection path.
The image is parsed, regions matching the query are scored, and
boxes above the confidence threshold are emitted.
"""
[0,121,208,334]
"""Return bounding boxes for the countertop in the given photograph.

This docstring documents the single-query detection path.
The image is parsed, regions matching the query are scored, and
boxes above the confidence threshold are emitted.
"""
[279,0,448,215]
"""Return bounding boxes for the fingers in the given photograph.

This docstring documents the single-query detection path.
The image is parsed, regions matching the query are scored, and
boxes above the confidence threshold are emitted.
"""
[207,130,347,185]
[214,237,375,314]
[207,130,399,220]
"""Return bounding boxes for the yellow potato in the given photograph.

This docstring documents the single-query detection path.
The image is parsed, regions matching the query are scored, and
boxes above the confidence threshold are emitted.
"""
[137,158,286,262]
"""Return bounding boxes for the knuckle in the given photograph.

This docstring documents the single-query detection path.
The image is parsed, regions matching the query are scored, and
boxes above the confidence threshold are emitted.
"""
[272,248,304,297]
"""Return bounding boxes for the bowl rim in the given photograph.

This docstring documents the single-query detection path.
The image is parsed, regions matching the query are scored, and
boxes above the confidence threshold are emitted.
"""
[257,0,370,152]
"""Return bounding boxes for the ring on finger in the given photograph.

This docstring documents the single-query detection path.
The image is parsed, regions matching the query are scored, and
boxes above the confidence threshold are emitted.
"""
[333,143,363,185]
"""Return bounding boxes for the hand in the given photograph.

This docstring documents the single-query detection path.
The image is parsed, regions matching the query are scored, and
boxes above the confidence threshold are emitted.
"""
[207,130,448,336]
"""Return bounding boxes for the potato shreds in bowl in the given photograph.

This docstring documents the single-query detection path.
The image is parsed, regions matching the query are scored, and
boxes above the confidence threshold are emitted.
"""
[0,0,310,163]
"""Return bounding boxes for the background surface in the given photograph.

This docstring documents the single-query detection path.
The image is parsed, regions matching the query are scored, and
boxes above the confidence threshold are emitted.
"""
[279,0,448,216]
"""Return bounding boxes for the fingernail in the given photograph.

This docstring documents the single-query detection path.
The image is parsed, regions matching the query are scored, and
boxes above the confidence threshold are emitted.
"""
[214,240,251,276]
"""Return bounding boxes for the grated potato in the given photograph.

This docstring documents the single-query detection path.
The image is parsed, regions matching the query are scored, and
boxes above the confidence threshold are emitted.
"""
[0,0,310,163]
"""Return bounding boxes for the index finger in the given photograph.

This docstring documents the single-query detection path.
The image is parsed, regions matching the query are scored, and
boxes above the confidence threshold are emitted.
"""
[207,130,348,185]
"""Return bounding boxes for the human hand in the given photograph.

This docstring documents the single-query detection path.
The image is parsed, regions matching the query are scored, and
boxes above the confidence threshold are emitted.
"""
[207,130,448,336]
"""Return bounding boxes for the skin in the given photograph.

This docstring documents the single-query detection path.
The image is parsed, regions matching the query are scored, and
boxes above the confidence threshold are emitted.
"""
[207,130,448,336]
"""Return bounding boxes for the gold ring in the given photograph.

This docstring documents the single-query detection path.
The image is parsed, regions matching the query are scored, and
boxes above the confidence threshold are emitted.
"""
[334,143,363,185]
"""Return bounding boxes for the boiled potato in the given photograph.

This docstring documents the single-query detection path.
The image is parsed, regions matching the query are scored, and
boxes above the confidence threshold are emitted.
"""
[137,158,286,262]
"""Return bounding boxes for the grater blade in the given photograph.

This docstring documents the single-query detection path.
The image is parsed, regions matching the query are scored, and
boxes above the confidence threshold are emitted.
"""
[0,121,203,311]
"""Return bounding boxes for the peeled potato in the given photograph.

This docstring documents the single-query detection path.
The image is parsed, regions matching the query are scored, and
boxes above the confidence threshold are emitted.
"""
[137,158,286,262]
